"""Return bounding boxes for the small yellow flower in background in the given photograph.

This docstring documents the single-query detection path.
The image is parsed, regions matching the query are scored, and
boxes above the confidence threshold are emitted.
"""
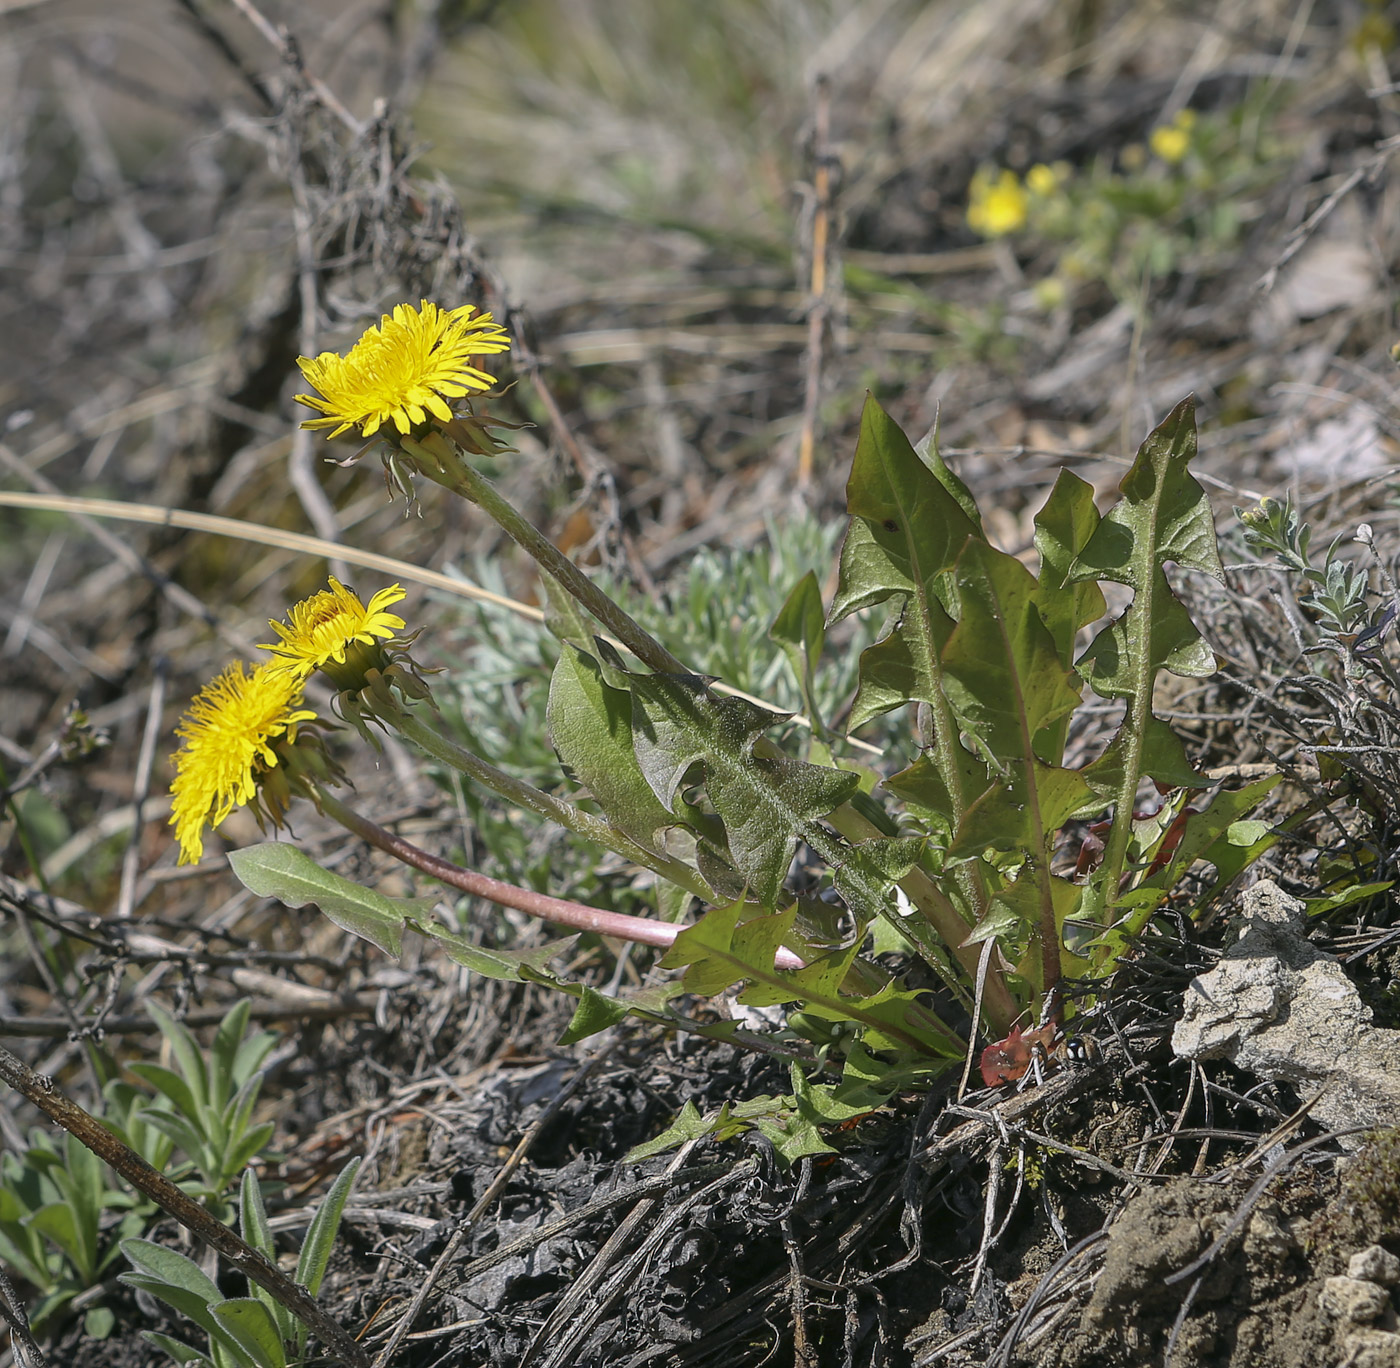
[967,168,1029,238]
[263,578,408,679]
[295,300,511,440]
[1150,109,1196,165]
[1032,275,1068,312]
[1026,163,1060,197]
[169,662,317,864]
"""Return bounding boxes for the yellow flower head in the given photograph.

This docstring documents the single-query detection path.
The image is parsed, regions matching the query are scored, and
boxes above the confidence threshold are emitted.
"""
[295,300,512,440]
[169,662,317,865]
[1026,163,1060,197]
[262,578,408,678]
[1150,110,1195,166]
[967,169,1029,238]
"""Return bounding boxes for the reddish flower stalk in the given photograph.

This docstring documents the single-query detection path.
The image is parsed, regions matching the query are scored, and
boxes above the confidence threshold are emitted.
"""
[318,790,806,971]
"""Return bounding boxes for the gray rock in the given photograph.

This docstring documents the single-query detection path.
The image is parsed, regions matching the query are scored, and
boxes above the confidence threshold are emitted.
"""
[1171,881,1400,1140]
[1351,1247,1400,1288]
[1341,1327,1400,1368]
[1320,1276,1390,1324]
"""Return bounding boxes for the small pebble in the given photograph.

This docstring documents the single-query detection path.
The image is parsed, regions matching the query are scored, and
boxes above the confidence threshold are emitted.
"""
[1321,1276,1390,1325]
[1351,1247,1400,1288]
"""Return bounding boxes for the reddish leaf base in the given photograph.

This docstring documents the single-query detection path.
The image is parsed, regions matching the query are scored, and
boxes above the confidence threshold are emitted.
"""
[979,1023,1059,1087]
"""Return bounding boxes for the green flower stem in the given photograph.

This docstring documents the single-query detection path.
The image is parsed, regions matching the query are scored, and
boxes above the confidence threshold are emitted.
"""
[316,789,805,970]
[403,434,687,678]
[393,710,713,902]
[825,804,1015,1035]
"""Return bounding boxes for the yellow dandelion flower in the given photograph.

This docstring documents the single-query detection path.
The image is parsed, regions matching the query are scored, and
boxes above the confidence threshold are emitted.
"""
[295,300,512,440]
[169,662,317,865]
[967,169,1029,238]
[262,578,408,677]
[1026,163,1059,197]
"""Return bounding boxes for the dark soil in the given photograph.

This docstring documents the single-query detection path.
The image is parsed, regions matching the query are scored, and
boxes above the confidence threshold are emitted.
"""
[46,1003,1398,1368]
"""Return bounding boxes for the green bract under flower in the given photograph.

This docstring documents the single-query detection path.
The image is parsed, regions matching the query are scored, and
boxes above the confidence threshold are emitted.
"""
[295,300,511,440]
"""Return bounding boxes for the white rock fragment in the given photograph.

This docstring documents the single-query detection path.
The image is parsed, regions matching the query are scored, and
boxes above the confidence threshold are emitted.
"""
[1171,881,1400,1140]
[1341,1326,1400,1368]
[1351,1247,1400,1288]
[1321,1276,1391,1324]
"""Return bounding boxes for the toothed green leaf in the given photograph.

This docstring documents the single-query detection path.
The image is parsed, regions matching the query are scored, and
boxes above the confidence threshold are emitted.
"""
[557,986,631,1045]
[830,394,982,734]
[1069,396,1224,589]
[605,658,858,905]
[941,538,1084,765]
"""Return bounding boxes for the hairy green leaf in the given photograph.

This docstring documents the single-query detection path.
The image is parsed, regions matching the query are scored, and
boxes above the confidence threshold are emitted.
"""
[547,644,677,853]
[30,1203,90,1284]
[295,1155,360,1353]
[119,1240,244,1364]
[211,1299,286,1368]
[228,844,435,957]
[137,1333,210,1367]
[605,658,858,905]
[145,1003,208,1117]
[238,1173,292,1349]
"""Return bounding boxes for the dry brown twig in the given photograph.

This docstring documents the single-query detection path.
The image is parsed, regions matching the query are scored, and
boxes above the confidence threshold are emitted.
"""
[0,1258,47,1368]
[1256,132,1400,294]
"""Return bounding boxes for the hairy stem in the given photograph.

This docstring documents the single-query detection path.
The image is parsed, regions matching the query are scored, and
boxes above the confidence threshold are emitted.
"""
[403,434,687,677]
